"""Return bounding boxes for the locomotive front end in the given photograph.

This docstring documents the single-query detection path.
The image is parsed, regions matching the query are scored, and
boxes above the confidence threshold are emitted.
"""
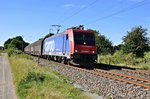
[72,29,97,64]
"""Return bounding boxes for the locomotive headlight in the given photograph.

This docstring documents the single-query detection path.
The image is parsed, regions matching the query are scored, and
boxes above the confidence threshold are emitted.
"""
[75,49,79,53]
[91,50,95,53]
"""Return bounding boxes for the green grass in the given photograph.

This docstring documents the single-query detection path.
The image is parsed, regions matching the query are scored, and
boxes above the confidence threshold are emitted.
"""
[97,52,150,70]
[9,54,91,99]
[134,61,150,70]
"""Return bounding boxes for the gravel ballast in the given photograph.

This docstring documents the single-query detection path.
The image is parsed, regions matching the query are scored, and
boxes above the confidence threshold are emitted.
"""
[38,59,150,99]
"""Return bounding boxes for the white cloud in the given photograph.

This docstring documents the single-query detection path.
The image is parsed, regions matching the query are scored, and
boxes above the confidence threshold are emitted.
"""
[63,4,86,9]
[63,4,75,8]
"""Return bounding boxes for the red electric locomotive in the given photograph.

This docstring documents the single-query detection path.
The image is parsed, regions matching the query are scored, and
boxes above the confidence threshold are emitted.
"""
[65,25,97,65]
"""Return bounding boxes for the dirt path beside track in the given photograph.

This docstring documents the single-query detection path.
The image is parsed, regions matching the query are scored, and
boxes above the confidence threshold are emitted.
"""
[0,53,17,99]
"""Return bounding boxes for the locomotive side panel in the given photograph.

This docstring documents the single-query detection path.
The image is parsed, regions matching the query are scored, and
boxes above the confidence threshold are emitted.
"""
[42,34,70,58]
[65,29,74,55]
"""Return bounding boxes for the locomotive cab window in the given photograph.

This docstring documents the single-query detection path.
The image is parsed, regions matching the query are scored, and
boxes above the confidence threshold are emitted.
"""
[73,32,95,45]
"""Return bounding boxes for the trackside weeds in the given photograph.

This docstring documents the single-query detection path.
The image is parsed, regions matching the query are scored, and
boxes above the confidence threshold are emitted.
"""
[9,53,150,99]
[9,54,91,99]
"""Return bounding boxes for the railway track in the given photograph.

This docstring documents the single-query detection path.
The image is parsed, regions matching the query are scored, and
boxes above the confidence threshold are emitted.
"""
[34,57,150,98]
[48,60,150,89]
[122,68,150,76]
[37,57,150,89]
[94,69,150,89]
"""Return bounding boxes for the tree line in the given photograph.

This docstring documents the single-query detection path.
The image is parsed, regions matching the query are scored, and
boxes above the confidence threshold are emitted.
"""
[96,25,150,58]
[4,36,29,51]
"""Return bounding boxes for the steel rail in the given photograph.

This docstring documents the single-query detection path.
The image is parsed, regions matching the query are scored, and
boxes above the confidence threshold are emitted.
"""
[36,57,150,89]
[122,68,150,75]
[95,69,150,82]
[62,64,150,89]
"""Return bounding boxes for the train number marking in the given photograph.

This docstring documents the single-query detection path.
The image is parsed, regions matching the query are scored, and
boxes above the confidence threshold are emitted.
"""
[45,40,55,52]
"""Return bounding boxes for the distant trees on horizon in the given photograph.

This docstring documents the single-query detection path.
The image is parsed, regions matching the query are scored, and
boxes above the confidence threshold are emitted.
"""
[4,36,29,51]
[95,25,150,57]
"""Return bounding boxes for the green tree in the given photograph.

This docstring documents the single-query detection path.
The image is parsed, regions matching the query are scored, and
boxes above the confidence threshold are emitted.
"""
[95,31,113,55]
[4,38,13,49]
[122,26,150,57]
[113,44,123,52]
[4,36,29,51]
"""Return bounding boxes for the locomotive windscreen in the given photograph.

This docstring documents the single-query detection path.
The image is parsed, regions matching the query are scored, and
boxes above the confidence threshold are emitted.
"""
[73,32,95,45]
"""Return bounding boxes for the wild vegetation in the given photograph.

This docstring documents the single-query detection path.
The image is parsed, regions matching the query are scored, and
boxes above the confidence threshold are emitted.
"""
[9,53,91,99]
[95,30,113,55]
[95,26,150,56]
[4,36,29,51]
[96,26,150,70]
[122,26,150,57]
[98,51,150,70]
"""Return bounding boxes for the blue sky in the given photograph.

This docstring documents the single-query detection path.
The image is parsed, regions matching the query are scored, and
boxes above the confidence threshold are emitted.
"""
[0,0,150,46]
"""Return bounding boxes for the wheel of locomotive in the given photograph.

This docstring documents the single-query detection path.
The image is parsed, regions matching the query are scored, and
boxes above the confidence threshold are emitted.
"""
[58,56,62,63]
[54,56,58,62]
[61,57,68,64]
[61,57,65,64]
[67,59,71,65]
[47,55,50,60]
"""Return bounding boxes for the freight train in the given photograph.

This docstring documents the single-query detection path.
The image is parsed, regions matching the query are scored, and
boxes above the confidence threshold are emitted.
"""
[24,25,97,65]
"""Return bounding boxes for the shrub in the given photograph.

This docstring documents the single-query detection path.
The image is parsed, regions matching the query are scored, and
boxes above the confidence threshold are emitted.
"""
[6,49,22,56]
[112,50,125,64]
[17,71,47,98]
[9,53,91,99]
[144,52,150,59]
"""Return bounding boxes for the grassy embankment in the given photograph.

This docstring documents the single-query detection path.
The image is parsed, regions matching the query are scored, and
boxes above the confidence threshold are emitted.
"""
[98,50,150,70]
[9,52,91,99]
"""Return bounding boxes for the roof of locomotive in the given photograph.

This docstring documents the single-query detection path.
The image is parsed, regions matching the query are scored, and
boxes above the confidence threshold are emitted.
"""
[72,29,94,33]
[44,28,95,40]
[25,28,95,50]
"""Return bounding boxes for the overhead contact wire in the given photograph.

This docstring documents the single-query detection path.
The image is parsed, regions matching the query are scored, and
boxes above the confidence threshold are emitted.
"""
[84,0,149,25]
[57,0,99,24]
